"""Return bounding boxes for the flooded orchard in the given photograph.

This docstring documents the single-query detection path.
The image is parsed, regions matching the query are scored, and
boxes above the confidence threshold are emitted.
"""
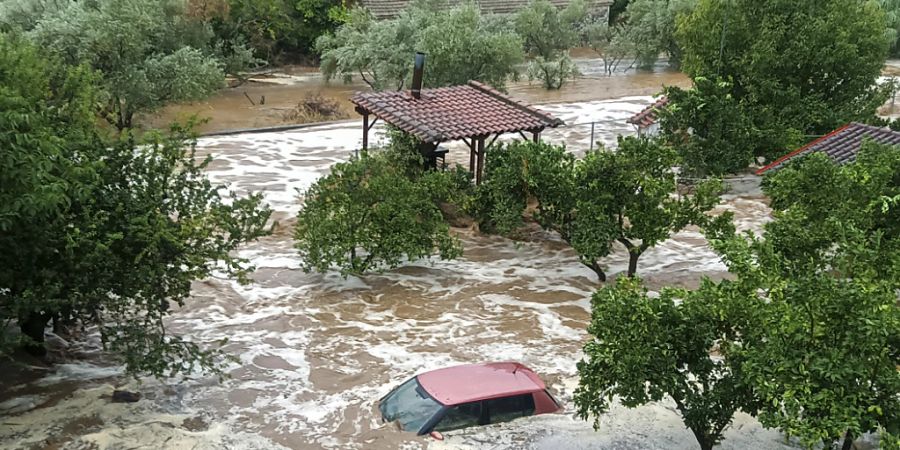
[1,78,788,450]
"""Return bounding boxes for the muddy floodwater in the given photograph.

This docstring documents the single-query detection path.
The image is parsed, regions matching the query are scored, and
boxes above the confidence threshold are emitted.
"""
[142,57,692,134]
[2,65,803,450]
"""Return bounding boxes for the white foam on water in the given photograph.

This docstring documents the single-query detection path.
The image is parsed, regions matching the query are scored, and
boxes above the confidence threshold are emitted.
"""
[33,363,124,387]
[2,95,784,450]
[0,394,47,415]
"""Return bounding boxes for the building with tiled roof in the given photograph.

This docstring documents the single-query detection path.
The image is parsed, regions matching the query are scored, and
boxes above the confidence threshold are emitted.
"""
[757,122,900,175]
[357,0,613,20]
[626,96,669,137]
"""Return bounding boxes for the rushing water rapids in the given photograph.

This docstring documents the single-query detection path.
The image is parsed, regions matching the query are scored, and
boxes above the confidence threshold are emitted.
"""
[0,94,795,450]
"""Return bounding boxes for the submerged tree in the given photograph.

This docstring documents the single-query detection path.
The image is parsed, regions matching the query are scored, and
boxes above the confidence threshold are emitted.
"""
[317,1,523,91]
[710,146,900,449]
[0,36,273,376]
[575,276,760,450]
[473,138,721,281]
[294,142,464,276]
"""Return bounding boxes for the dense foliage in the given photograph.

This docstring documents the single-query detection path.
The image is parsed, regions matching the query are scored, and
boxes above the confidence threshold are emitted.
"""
[213,0,348,62]
[881,0,900,56]
[0,37,273,377]
[515,0,587,89]
[18,0,256,130]
[294,141,465,276]
[709,145,900,449]
[677,0,890,162]
[473,138,721,281]
[575,276,759,450]
[577,144,900,450]
[317,1,523,91]
[619,0,695,69]
[660,76,756,176]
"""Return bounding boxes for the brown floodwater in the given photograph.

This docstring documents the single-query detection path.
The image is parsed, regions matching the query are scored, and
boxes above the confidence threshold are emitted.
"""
[0,61,827,450]
[143,58,691,134]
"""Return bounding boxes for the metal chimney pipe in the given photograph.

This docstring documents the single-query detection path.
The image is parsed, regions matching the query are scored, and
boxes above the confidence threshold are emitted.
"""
[411,52,425,99]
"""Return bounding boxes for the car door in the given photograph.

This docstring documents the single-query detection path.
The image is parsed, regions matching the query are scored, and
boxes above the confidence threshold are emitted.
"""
[431,400,485,432]
[484,393,536,425]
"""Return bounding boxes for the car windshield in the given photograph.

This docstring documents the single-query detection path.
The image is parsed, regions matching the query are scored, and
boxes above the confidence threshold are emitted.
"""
[379,376,443,433]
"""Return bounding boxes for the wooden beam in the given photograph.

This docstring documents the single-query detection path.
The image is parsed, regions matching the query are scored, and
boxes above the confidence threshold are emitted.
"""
[476,137,486,185]
[518,130,530,141]
[362,113,369,152]
[486,133,501,151]
[532,131,540,143]
[469,138,477,174]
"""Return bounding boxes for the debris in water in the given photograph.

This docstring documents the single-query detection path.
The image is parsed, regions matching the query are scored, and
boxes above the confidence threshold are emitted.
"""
[111,390,141,403]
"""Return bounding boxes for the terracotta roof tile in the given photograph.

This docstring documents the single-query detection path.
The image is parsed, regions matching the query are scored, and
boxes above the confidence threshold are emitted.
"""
[757,123,900,175]
[351,81,564,142]
[626,96,669,129]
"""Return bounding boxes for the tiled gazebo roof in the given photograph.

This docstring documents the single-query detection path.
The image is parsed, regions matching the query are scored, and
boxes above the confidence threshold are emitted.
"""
[757,122,900,175]
[350,80,564,143]
[626,96,669,129]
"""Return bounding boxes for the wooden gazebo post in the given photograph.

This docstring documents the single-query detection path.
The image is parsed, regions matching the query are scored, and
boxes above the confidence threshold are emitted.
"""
[362,112,369,151]
[476,137,486,185]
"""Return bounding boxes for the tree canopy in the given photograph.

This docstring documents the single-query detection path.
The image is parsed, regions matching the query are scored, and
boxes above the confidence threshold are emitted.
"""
[575,276,759,450]
[515,0,588,89]
[617,0,696,69]
[294,139,465,276]
[660,76,756,176]
[317,1,523,91]
[472,138,722,281]
[18,0,253,130]
[0,35,273,377]
[707,144,900,449]
[676,0,890,161]
[576,143,900,450]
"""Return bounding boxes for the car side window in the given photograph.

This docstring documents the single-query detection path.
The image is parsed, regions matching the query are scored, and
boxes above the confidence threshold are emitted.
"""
[485,394,536,424]
[433,401,483,432]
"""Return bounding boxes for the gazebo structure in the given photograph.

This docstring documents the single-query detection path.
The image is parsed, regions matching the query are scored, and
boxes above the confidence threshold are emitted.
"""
[350,54,564,184]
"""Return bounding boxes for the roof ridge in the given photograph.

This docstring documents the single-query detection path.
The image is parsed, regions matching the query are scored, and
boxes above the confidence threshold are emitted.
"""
[467,80,565,127]
[756,123,852,175]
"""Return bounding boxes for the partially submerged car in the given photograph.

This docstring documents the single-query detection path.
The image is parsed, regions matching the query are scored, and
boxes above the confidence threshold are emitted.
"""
[378,362,560,436]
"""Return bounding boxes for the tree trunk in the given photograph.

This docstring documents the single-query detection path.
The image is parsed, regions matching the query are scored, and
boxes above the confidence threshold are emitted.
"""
[690,428,715,450]
[840,430,854,450]
[582,260,607,282]
[19,312,49,356]
[627,251,640,277]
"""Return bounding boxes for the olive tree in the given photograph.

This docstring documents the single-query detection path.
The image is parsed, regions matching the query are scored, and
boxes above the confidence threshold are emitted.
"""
[618,0,696,69]
[317,1,523,91]
[515,0,587,89]
[25,0,248,130]
[0,36,273,377]
[472,138,722,281]
[294,145,464,276]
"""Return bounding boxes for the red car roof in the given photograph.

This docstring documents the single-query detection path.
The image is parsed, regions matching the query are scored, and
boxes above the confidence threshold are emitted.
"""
[416,362,547,406]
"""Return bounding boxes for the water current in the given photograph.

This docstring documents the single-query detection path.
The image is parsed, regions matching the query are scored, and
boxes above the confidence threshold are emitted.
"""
[1,66,794,450]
